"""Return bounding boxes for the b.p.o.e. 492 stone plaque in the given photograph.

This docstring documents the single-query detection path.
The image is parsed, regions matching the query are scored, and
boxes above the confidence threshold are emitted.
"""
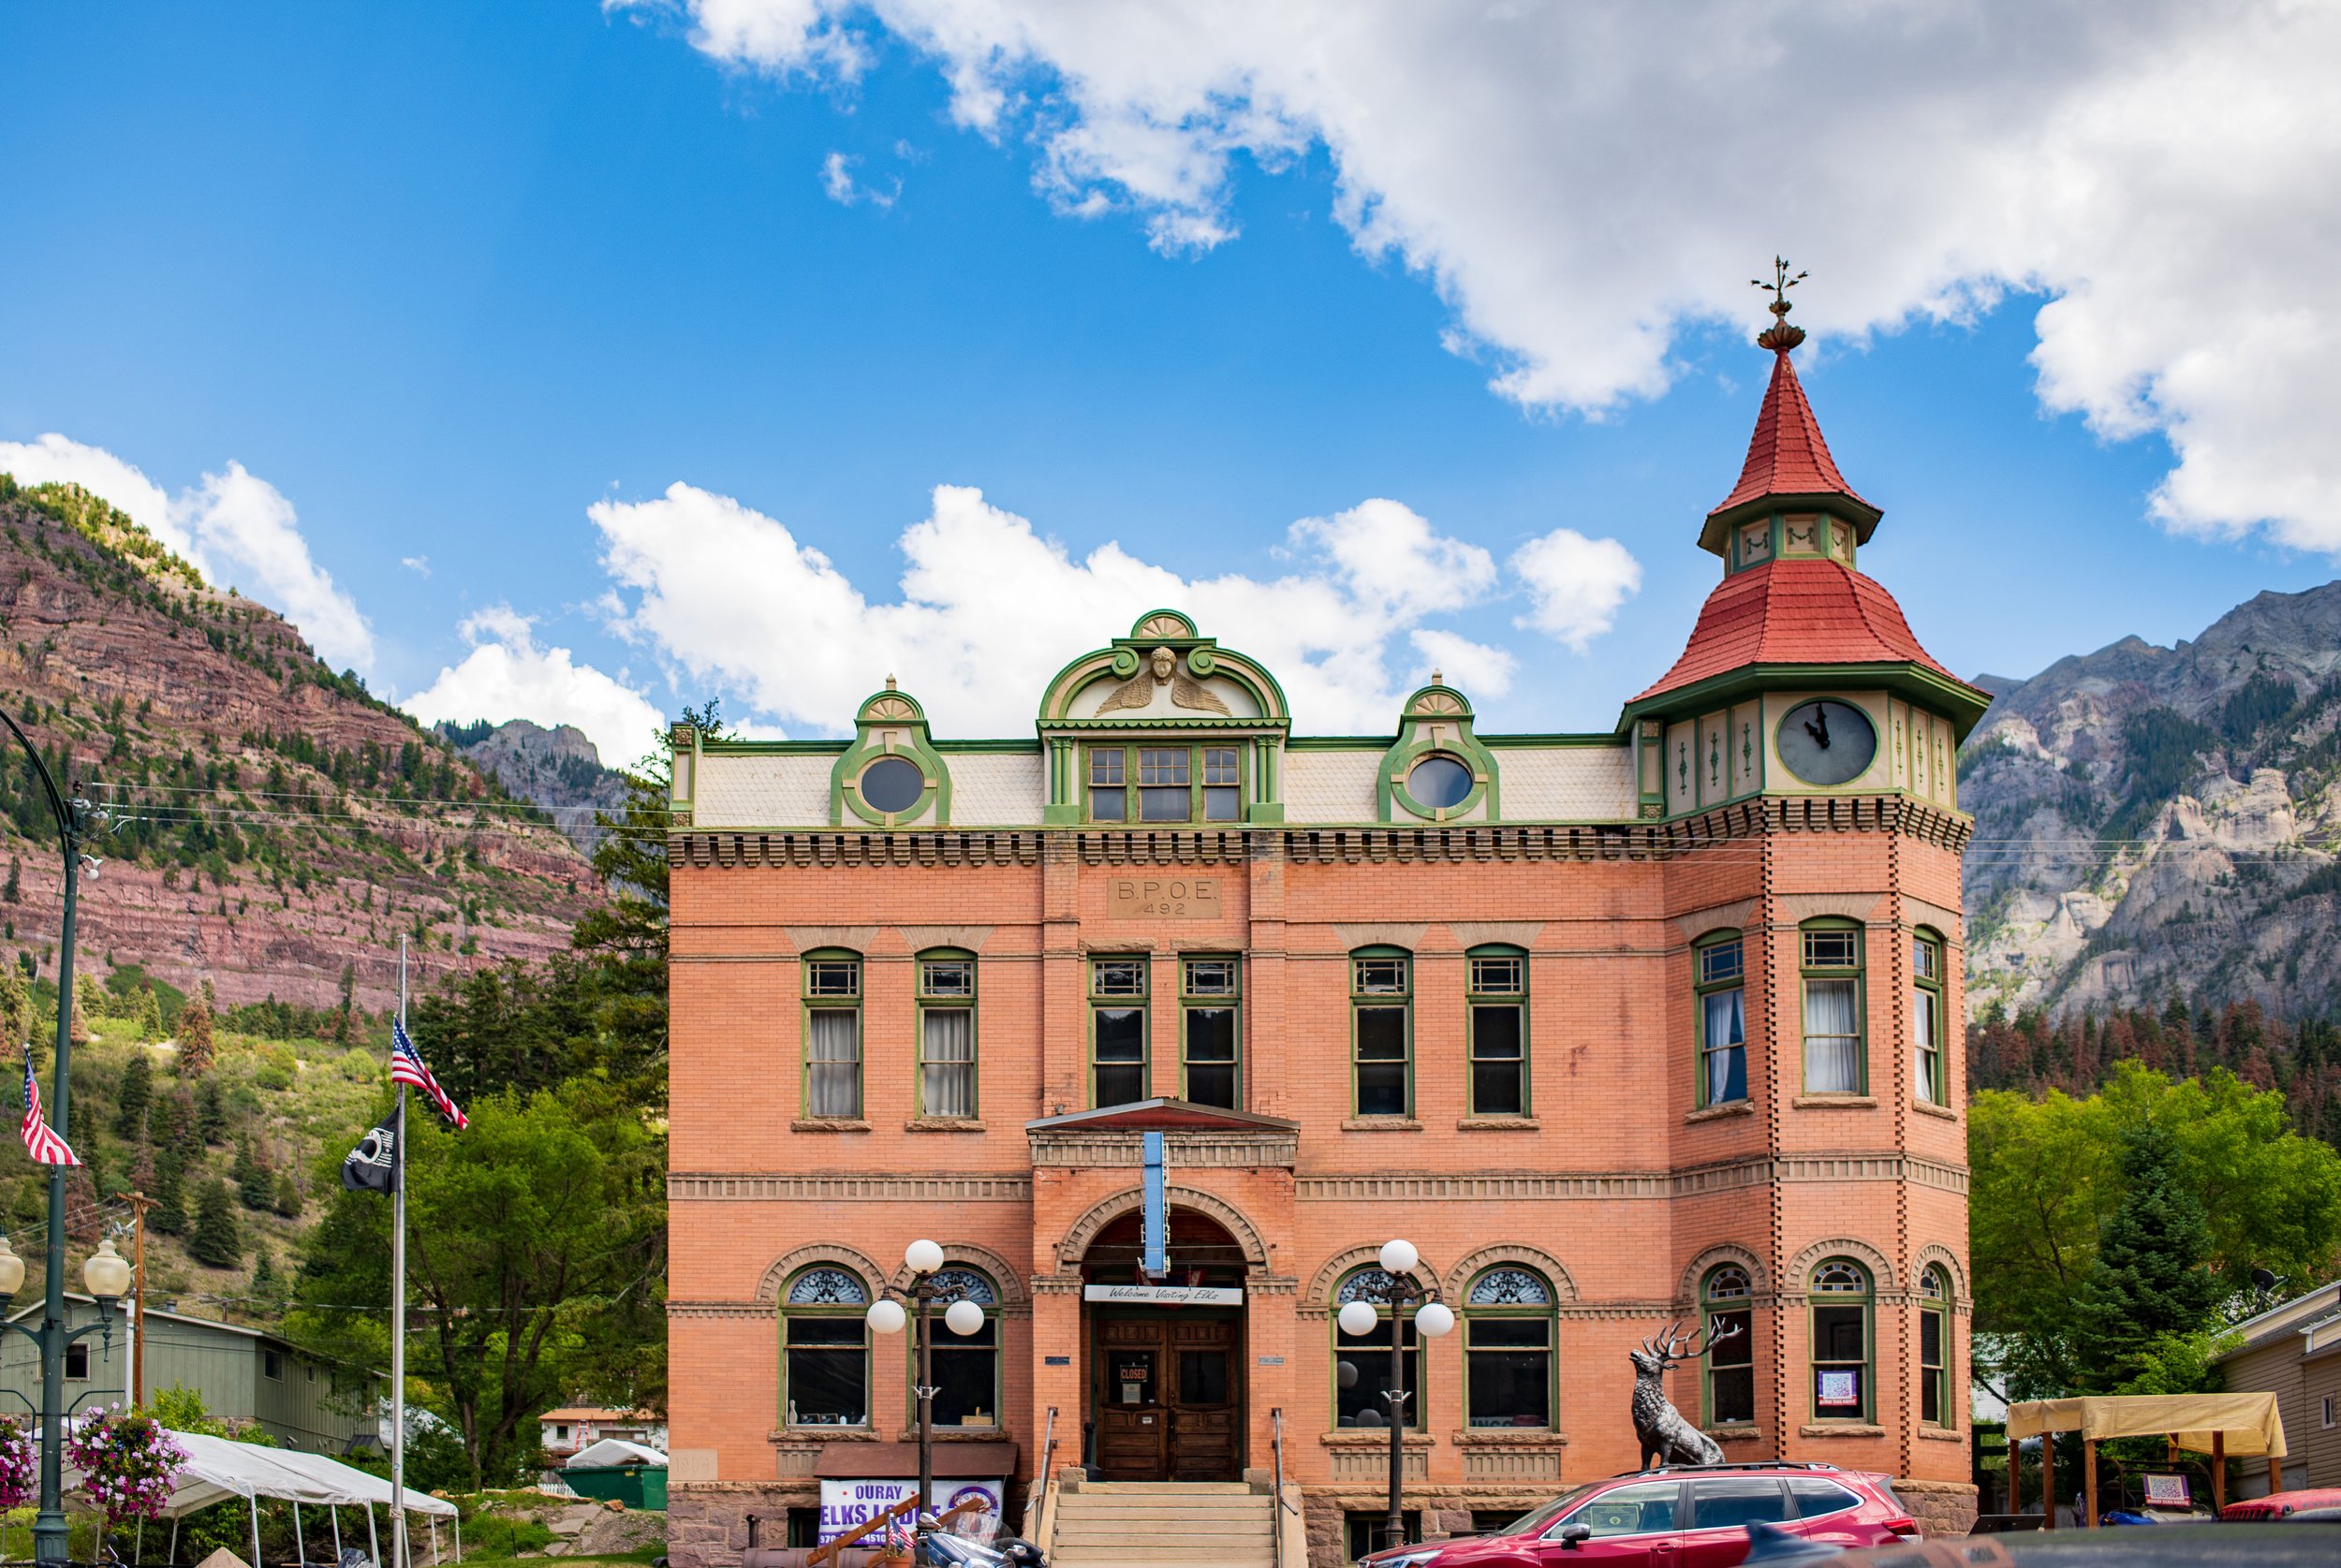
[1108,875,1221,918]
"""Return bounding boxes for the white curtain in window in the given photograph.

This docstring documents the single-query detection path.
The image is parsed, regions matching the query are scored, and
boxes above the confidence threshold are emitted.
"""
[1912,988,1940,1100]
[1703,988,1745,1104]
[1804,978,1861,1092]
[808,1009,861,1116]
[923,1009,975,1118]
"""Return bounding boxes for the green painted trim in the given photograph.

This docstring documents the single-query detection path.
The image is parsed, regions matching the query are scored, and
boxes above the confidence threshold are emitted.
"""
[913,948,979,1120]
[1087,955,1151,1108]
[1079,740,1248,827]
[1616,661,1993,742]
[1459,1271,1556,1431]
[1698,493,1881,559]
[1699,1278,1758,1429]
[1464,945,1529,1117]
[1806,1262,1876,1425]
[1912,930,1947,1106]
[1348,949,1414,1119]
[1481,733,1626,749]
[934,739,1047,755]
[800,949,865,1121]
[1035,613,1292,727]
[1177,954,1244,1109]
[1283,736,1392,752]
[1330,1271,1429,1431]
[1691,930,1748,1111]
[699,740,850,755]
[777,1270,874,1429]
[832,684,954,828]
[1797,918,1867,1097]
[1377,687,1501,825]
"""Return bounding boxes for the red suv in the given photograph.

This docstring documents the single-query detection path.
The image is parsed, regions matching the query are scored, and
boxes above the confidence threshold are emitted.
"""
[1359,1464,1920,1567]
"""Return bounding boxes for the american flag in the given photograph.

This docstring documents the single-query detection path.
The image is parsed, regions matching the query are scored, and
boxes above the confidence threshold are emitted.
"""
[20,1048,80,1166]
[390,1018,468,1131]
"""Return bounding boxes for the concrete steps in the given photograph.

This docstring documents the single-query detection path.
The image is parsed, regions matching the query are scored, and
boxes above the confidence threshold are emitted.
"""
[1049,1483,1277,1568]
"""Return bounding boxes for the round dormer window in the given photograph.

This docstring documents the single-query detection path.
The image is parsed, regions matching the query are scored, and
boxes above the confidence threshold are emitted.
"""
[859,755,926,814]
[1406,755,1474,810]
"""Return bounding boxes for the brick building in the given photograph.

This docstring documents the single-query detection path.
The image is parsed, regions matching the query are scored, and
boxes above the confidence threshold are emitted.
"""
[665,327,1987,1561]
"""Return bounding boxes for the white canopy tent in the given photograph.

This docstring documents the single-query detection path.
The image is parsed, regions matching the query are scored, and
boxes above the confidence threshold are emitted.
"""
[564,1438,666,1471]
[61,1431,459,1568]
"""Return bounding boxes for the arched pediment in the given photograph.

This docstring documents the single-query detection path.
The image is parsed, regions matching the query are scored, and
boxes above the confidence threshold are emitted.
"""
[1053,1185,1272,1271]
[1038,611,1289,728]
[1444,1245,1578,1304]
[757,1244,884,1304]
[1783,1237,1896,1297]
[1677,1244,1771,1307]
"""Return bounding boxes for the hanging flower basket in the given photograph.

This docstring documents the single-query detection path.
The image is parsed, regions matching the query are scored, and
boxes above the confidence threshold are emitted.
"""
[63,1406,184,1525]
[0,1415,34,1511]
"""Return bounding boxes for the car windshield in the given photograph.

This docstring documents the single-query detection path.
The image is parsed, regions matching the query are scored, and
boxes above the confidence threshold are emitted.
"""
[1497,1484,1605,1537]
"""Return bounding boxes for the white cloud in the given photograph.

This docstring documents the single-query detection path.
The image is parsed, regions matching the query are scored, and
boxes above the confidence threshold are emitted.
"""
[652,0,2341,550]
[405,605,669,769]
[1509,528,1643,653]
[0,432,375,672]
[402,555,432,577]
[820,150,902,207]
[1408,629,1514,699]
[593,481,1594,736]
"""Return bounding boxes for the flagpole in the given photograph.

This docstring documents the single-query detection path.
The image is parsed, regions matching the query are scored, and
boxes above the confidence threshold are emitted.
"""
[391,935,408,1568]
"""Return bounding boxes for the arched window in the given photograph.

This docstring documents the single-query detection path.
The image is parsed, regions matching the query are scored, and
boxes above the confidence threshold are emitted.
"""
[1333,1268,1424,1429]
[930,1267,1000,1429]
[1693,931,1746,1107]
[1799,921,1864,1095]
[781,1266,869,1427]
[1807,1259,1872,1423]
[802,949,863,1119]
[1912,930,1947,1105]
[1701,1266,1756,1427]
[1466,946,1528,1116]
[1351,948,1412,1119]
[1464,1267,1553,1429]
[917,949,978,1118]
[1919,1266,1951,1428]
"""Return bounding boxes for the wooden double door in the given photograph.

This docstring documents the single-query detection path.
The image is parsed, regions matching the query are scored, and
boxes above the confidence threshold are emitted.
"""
[1093,1312,1243,1481]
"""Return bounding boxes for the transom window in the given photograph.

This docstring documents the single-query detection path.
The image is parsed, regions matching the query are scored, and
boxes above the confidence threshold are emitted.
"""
[1467,949,1527,1117]
[1800,923,1864,1095]
[1919,1266,1951,1428]
[1351,951,1412,1117]
[1181,956,1241,1109]
[1087,744,1242,823]
[804,959,861,997]
[1092,957,1150,1106]
[782,1267,869,1428]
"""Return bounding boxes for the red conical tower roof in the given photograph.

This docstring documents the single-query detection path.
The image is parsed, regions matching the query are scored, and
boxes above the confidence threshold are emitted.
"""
[1708,348,1874,522]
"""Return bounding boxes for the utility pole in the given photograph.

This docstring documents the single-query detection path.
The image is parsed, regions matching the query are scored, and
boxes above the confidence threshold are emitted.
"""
[122,1192,154,1406]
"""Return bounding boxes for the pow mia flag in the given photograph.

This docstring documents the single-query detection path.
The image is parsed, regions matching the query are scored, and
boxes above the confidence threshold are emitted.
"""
[341,1110,399,1194]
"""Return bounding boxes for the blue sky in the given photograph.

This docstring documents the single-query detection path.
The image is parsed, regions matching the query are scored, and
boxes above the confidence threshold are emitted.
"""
[5,2,2335,762]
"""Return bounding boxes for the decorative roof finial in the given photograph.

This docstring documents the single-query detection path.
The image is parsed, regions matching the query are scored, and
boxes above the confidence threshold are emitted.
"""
[1431,669,1444,686]
[1752,256,1809,354]
[885,674,898,690]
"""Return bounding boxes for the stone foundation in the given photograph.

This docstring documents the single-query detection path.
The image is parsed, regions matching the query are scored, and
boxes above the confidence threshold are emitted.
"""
[1300,1487,1559,1568]
[1895,1479,1979,1537]
[666,1482,819,1568]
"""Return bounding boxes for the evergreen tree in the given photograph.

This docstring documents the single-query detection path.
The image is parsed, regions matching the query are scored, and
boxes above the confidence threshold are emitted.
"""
[149,1150,188,1237]
[69,975,98,1044]
[193,1077,226,1144]
[0,964,29,1049]
[114,1049,152,1139]
[234,1138,272,1209]
[249,1250,282,1311]
[3,856,17,902]
[135,986,164,1042]
[2082,1118,2221,1386]
[177,989,215,1076]
[189,1179,242,1268]
[152,1085,194,1147]
[272,1170,302,1219]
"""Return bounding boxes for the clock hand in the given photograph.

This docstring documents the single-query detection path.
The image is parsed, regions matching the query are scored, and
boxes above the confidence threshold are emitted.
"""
[1803,713,1832,750]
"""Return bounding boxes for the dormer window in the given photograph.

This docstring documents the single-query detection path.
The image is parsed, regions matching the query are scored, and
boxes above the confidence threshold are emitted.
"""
[1086,744,1242,824]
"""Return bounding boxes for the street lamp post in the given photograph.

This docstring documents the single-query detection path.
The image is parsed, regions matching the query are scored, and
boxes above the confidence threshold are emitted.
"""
[1336,1239,1455,1555]
[867,1239,984,1557]
[0,709,112,1566]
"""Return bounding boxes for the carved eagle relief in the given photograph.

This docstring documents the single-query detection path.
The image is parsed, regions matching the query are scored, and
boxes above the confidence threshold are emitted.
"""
[1094,646,1231,716]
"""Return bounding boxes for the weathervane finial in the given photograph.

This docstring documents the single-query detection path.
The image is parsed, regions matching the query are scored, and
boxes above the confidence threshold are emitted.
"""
[1751,256,1809,354]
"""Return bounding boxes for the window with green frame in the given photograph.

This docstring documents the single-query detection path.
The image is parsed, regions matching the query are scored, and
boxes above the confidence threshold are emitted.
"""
[1808,1259,1872,1422]
[1086,743,1242,823]
[1467,948,1527,1116]
[1912,930,1947,1105]
[1918,1266,1951,1428]
[1181,956,1240,1108]
[802,951,862,1119]
[1800,922,1864,1094]
[1351,949,1411,1117]
[927,1267,1001,1428]
[780,1266,870,1427]
[918,950,977,1118]
[1701,1265,1756,1426]
[1694,931,1747,1107]
[1463,1267,1553,1429]
[1091,956,1149,1106]
[1333,1268,1425,1429]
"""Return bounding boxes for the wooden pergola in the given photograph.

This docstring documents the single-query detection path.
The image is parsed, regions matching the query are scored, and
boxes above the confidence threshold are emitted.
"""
[2007,1393,2289,1526]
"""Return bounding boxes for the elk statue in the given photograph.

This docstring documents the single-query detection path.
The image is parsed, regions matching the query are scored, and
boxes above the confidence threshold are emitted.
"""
[1627,1318,1744,1469]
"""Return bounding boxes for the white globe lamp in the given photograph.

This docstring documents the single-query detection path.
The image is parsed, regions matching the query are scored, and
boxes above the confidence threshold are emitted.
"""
[1377,1238,1419,1277]
[944,1298,985,1337]
[1415,1301,1456,1338]
[905,1238,946,1275]
[82,1238,131,1301]
[866,1298,907,1336]
[1337,1300,1379,1337]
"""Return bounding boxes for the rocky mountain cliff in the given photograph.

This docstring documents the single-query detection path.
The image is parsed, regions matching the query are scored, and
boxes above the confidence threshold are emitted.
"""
[0,476,600,1014]
[439,717,631,857]
[1960,581,2341,1018]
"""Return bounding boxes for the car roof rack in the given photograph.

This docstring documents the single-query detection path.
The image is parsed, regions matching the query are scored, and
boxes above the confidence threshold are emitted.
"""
[1611,1461,1843,1477]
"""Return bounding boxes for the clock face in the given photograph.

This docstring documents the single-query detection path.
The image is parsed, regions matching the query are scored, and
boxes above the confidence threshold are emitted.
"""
[1776,699,1877,787]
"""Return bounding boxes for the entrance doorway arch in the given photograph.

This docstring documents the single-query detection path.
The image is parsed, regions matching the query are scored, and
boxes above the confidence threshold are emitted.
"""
[1076,1204,1249,1482]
